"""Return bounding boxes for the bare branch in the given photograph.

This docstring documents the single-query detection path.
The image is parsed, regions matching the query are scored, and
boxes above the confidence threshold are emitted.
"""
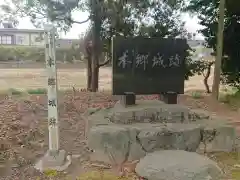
[68,17,90,24]
[98,59,110,67]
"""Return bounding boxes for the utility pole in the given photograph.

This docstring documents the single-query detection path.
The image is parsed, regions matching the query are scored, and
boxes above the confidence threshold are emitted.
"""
[212,0,225,99]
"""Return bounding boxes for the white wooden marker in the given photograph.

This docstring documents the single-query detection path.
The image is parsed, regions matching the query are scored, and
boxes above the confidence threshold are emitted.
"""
[44,25,59,153]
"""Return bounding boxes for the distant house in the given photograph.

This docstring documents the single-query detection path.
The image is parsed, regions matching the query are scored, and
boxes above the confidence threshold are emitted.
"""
[187,40,205,48]
[0,22,79,49]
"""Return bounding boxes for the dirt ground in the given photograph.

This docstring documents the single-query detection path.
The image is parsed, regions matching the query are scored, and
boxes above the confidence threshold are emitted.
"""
[0,65,211,91]
[0,64,239,180]
[1,92,240,180]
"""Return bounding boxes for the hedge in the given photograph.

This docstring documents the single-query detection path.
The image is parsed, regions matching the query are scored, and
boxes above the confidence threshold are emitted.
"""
[0,45,84,62]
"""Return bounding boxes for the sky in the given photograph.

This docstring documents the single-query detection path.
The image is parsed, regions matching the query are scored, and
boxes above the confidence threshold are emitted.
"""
[2,3,204,40]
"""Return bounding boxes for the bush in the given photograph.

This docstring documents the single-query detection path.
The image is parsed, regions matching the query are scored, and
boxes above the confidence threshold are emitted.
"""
[218,89,240,109]
[27,88,47,94]
[191,91,203,99]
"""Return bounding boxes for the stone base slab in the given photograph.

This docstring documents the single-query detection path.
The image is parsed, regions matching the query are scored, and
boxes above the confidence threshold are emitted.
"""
[34,150,71,172]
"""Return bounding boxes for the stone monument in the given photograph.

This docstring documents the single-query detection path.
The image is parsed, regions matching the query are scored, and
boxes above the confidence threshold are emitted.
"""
[85,36,236,180]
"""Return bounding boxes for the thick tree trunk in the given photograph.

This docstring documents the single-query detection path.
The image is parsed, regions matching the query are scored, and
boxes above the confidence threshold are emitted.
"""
[90,0,101,92]
[92,64,99,91]
[91,54,98,92]
[87,57,92,91]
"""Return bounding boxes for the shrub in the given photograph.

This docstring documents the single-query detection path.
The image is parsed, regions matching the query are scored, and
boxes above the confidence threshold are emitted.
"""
[27,88,47,94]
[0,46,83,62]
[191,91,203,99]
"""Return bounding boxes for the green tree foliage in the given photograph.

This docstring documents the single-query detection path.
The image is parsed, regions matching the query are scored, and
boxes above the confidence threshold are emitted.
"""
[186,0,240,87]
[1,0,187,49]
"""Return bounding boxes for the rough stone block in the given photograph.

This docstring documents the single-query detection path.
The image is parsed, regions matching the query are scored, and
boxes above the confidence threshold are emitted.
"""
[135,150,222,180]
[125,127,146,161]
[137,123,201,152]
[87,123,202,164]
[84,109,112,138]
[88,125,132,164]
[188,109,210,122]
[202,124,236,152]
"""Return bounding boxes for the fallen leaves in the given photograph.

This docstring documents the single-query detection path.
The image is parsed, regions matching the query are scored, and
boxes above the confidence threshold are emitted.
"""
[2,90,235,179]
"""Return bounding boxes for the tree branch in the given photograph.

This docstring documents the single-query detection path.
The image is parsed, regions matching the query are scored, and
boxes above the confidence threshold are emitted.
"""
[69,17,90,24]
[15,5,90,25]
[98,58,110,67]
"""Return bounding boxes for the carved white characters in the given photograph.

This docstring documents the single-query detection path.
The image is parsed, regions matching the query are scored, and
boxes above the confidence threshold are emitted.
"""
[169,54,181,67]
[152,53,166,68]
[117,50,181,70]
[136,53,149,70]
[117,50,132,68]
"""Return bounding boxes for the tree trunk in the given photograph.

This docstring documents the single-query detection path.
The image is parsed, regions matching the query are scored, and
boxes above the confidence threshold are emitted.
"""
[87,57,92,91]
[91,54,98,92]
[203,62,214,93]
[92,63,99,91]
[212,0,225,99]
[204,76,211,94]
[90,0,101,92]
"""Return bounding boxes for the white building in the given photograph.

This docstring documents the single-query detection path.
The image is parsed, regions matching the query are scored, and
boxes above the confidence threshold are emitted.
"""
[0,22,80,49]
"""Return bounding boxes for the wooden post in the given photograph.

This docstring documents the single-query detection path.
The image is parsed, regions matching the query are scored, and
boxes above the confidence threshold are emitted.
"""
[212,0,225,99]
[44,25,59,154]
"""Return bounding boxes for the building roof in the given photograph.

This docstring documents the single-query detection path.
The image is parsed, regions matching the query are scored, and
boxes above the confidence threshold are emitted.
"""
[0,28,45,33]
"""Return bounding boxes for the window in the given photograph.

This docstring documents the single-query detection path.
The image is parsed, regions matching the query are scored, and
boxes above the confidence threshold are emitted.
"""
[1,35,12,44]
[35,34,44,42]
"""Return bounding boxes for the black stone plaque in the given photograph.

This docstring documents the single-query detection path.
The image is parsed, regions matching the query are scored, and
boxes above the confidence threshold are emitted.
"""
[112,36,189,95]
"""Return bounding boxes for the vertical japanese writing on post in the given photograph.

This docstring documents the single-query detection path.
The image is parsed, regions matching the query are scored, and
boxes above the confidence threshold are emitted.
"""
[44,25,59,151]
[48,78,56,86]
